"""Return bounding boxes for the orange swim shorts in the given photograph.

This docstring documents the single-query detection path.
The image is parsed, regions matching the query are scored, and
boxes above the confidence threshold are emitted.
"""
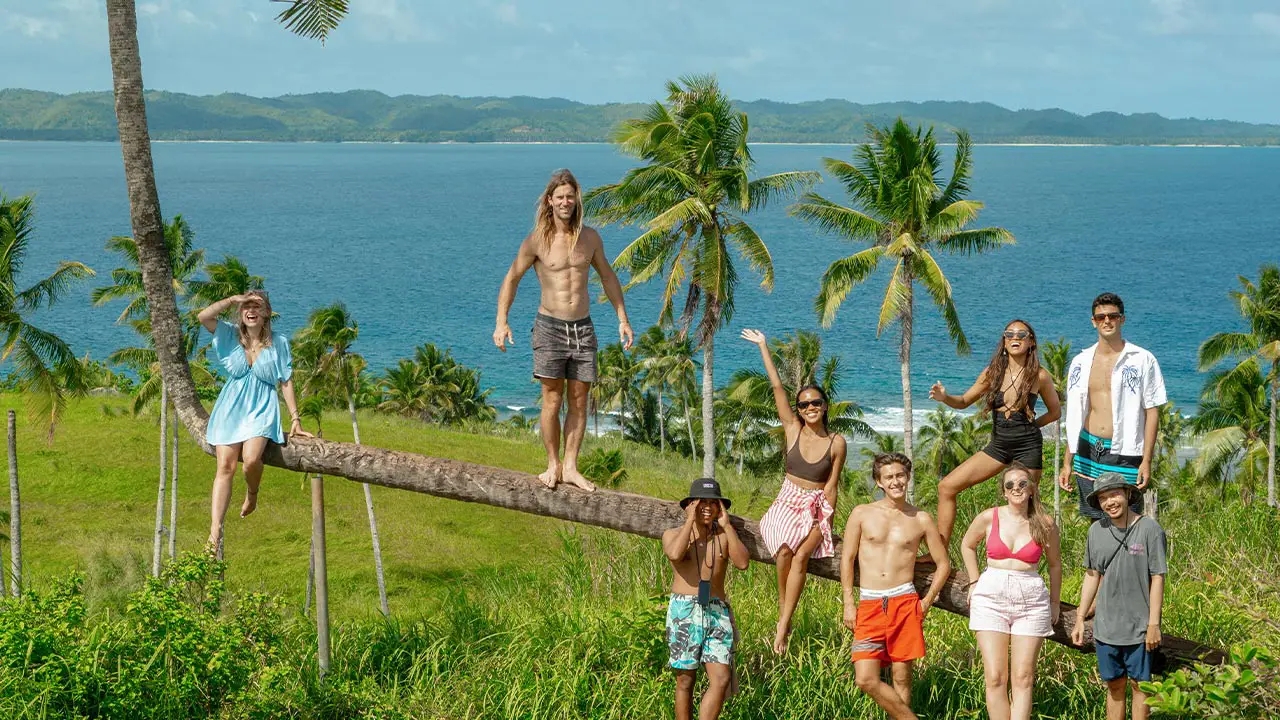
[850,591,926,664]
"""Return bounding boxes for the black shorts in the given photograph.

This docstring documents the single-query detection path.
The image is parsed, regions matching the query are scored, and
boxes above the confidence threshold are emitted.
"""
[982,412,1044,469]
[531,313,597,383]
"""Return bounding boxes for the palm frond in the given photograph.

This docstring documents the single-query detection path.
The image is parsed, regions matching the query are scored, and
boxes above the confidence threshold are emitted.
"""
[17,261,95,310]
[273,0,348,42]
[726,220,773,291]
[935,226,1016,255]
[875,260,911,336]
[911,250,970,354]
[814,246,886,328]
[790,192,885,242]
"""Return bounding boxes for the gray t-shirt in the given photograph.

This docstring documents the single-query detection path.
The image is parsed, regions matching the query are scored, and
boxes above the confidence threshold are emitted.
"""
[1083,515,1167,646]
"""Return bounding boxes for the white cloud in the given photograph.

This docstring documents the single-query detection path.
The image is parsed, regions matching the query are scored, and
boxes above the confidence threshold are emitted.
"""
[1145,0,1195,35]
[536,21,554,34]
[726,48,765,72]
[351,0,439,43]
[1253,12,1280,39]
[4,14,63,39]
[494,3,519,25]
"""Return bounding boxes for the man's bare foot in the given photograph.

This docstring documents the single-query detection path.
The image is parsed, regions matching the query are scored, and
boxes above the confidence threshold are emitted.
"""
[772,623,790,655]
[538,466,560,489]
[561,468,597,492]
[240,490,258,518]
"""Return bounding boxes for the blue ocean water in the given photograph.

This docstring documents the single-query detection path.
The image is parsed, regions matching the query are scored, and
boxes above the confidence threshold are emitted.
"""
[1,141,1276,429]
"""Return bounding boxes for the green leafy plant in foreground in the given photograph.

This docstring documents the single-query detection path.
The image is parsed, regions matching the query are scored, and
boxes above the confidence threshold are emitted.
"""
[1143,644,1280,718]
[579,447,629,488]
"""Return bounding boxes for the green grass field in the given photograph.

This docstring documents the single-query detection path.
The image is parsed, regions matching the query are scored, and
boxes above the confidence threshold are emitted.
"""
[1,393,1277,718]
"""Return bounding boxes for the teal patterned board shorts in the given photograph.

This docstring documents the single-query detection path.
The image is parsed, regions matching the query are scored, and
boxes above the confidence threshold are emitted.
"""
[666,594,734,669]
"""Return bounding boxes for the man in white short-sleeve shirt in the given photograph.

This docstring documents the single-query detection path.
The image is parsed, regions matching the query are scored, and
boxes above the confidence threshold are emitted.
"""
[1057,293,1168,520]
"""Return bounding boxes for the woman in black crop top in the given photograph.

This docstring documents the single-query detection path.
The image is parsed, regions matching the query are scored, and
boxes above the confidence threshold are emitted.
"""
[742,328,848,655]
[928,319,1061,546]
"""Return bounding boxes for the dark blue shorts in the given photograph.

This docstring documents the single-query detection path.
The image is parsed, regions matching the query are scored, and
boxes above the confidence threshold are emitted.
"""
[1096,641,1151,682]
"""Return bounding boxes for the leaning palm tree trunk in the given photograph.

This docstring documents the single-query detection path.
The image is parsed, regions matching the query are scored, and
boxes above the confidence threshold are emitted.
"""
[900,286,916,501]
[169,408,178,557]
[7,410,21,597]
[350,394,389,616]
[701,340,716,478]
[152,385,168,576]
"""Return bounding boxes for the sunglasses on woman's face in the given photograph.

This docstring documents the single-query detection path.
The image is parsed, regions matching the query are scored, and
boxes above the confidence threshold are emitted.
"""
[1003,330,1030,340]
[1004,479,1030,490]
[796,399,824,410]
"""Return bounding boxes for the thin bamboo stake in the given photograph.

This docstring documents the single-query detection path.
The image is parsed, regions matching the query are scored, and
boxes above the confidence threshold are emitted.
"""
[7,410,21,597]
[310,432,330,678]
[152,385,168,576]
[169,406,178,557]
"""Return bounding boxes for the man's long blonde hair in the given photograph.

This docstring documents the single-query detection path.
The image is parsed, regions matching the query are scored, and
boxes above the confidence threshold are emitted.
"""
[533,168,583,253]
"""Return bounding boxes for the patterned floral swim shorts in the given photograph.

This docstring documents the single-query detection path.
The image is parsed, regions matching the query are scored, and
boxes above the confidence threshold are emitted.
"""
[666,593,734,669]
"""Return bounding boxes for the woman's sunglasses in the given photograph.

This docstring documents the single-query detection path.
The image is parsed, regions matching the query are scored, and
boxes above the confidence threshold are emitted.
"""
[796,399,825,410]
[1003,330,1030,340]
[1004,479,1030,490]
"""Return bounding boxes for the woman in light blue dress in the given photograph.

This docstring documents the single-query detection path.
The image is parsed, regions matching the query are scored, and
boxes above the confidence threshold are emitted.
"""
[199,290,310,550]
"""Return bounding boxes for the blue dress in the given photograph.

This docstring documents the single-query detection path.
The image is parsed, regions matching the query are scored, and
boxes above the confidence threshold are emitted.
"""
[205,321,293,446]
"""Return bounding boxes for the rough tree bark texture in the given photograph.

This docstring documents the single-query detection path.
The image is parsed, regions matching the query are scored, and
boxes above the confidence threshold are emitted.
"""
[106,0,1222,667]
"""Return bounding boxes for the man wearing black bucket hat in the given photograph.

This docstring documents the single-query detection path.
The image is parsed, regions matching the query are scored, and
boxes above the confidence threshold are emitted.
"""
[1071,473,1167,720]
[662,479,750,720]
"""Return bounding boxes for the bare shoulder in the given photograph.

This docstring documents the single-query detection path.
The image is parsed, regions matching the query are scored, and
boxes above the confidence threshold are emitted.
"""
[580,225,604,248]
[830,433,848,451]
[911,506,938,528]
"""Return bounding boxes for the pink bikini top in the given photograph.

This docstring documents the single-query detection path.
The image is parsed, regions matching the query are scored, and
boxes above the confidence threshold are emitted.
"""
[986,508,1043,564]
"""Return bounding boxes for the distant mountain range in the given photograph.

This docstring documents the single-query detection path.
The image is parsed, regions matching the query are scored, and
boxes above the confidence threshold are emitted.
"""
[3,89,1278,145]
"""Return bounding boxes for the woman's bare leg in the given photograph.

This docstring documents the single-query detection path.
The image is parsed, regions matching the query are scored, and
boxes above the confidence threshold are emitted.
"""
[776,524,825,654]
[976,630,1012,720]
[239,436,269,518]
[773,544,793,653]
[936,452,1008,545]
[1009,634,1044,720]
[209,443,242,548]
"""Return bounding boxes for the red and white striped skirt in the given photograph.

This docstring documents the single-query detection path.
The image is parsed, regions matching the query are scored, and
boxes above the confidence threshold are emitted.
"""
[759,479,835,559]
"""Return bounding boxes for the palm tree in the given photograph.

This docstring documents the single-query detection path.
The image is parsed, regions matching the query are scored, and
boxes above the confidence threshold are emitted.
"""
[0,191,95,440]
[593,343,639,437]
[792,119,1014,499]
[92,216,204,323]
[376,359,433,421]
[1198,265,1280,507]
[186,255,265,319]
[723,330,875,474]
[1041,338,1072,519]
[636,326,700,459]
[294,303,389,616]
[375,344,495,425]
[585,75,818,478]
[1191,361,1270,502]
[917,407,965,478]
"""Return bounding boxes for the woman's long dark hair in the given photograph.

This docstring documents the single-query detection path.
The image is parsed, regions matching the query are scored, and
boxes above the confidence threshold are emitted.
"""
[984,319,1040,413]
[795,384,830,432]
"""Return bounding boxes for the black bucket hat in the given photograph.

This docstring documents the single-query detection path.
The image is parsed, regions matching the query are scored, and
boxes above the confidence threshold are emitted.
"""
[680,478,731,510]
[1087,472,1139,511]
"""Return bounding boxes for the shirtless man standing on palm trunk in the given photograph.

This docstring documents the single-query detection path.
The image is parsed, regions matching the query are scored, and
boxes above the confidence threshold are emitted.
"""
[494,169,633,491]
[841,453,951,720]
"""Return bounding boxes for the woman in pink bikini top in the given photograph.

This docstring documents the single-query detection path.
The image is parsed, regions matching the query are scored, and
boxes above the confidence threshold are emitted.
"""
[959,462,1063,720]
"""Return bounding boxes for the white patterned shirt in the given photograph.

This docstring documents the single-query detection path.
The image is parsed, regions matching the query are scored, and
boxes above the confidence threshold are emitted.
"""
[1064,341,1167,457]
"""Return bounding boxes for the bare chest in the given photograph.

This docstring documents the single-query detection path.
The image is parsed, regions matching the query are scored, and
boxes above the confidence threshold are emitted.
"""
[862,514,922,550]
[537,236,592,273]
[1088,354,1118,397]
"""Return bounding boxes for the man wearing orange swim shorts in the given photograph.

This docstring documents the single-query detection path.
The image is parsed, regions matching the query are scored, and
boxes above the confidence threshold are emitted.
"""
[840,453,951,720]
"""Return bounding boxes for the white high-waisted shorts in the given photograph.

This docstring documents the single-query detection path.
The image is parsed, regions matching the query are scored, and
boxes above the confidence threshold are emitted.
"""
[968,567,1053,637]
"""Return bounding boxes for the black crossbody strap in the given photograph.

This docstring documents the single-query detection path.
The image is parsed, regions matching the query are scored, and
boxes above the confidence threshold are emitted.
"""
[1100,517,1140,575]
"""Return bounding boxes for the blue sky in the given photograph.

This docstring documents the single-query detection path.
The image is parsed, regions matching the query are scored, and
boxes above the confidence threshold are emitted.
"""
[4,0,1279,123]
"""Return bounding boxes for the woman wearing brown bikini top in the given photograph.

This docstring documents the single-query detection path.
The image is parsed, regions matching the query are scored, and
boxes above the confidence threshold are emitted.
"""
[742,328,848,655]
